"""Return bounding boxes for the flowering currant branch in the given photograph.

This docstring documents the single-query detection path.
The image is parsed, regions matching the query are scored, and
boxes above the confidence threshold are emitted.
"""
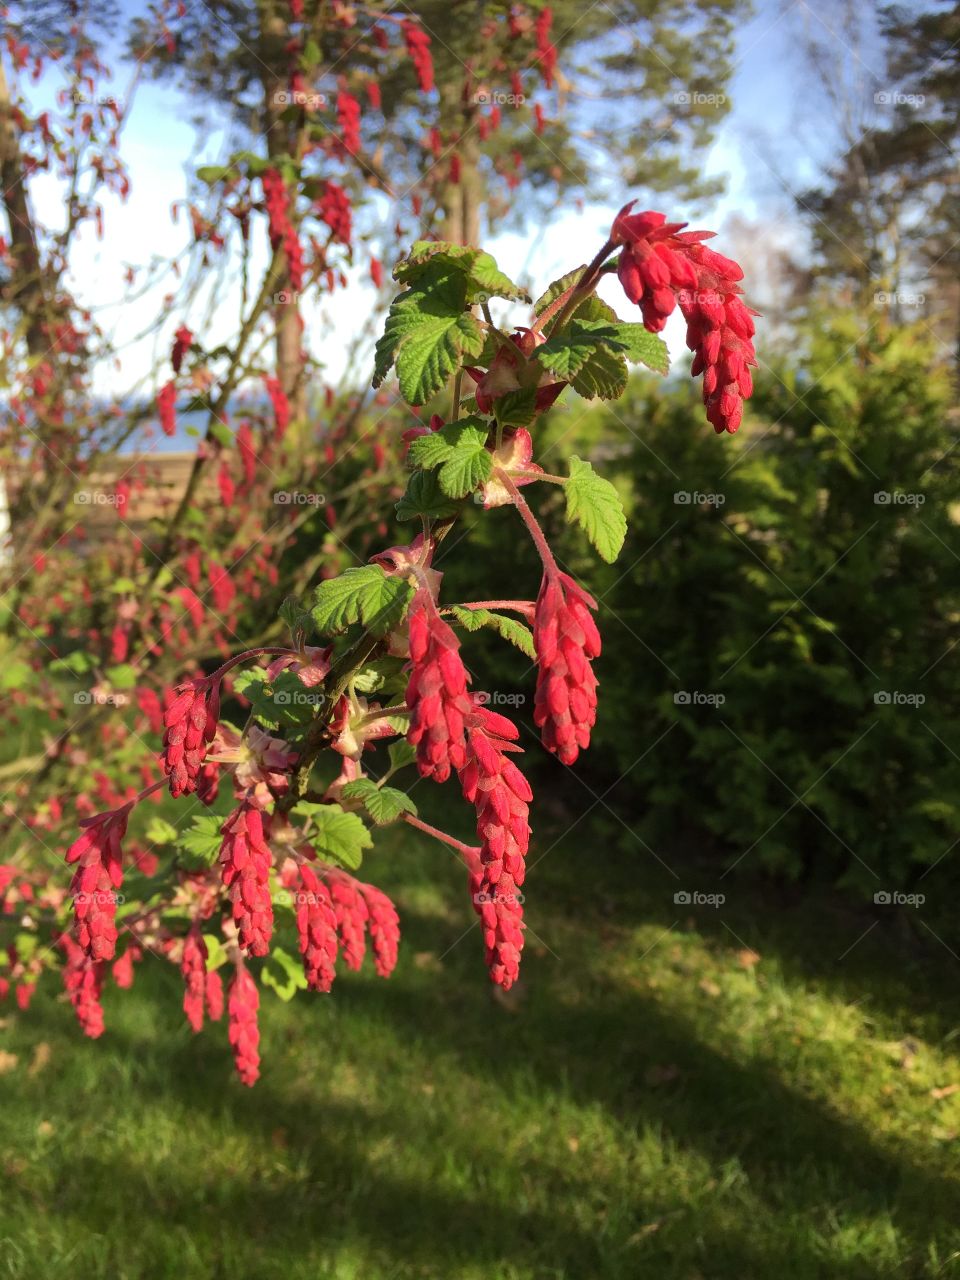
[47,205,756,1084]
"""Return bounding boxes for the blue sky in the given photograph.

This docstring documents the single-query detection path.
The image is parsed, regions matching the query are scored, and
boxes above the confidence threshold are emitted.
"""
[18,0,884,401]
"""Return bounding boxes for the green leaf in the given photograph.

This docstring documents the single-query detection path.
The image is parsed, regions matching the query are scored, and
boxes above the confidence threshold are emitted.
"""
[395,469,462,522]
[565,456,627,563]
[494,387,540,428]
[387,739,418,773]
[536,323,623,379]
[407,418,493,498]
[260,946,308,1001]
[209,419,234,448]
[352,656,407,696]
[340,778,417,825]
[534,266,585,324]
[278,595,314,641]
[293,802,373,871]
[106,663,138,690]
[396,241,528,303]
[0,659,32,690]
[178,815,224,869]
[571,344,628,401]
[450,606,536,659]
[202,933,229,971]
[311,566,415,638]
[196,164,232,185]
[602,321,669,374]
[144,817,178,845]
[372,262,485,405]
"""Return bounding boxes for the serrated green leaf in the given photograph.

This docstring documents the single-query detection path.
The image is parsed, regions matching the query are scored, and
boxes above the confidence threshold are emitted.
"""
[396,241,528,303]
[396,469,462,522]
[565,456,627,563]
[311,566,414,638]
[341,778,417,825]
[178,815,224,869]
[352,656,406,695]
[495,387,540,427]
[450,606,536,659]
[372,262,485,404]
[260,946,308,1001]
[534,266,586,322]
[603,321,669,374]
[408,418,493,497]
[388,739,418,772]
[571,344,628,400]
[144,817,178,845]
[293,802,373,870]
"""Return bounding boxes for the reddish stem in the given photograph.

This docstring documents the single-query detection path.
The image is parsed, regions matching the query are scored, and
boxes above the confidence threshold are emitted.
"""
[449,599,536,618]
[495,470,559,575]
[403,813,481,870]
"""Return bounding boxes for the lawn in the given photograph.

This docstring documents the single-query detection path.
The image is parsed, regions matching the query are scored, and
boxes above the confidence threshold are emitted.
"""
[2,806,959,1279]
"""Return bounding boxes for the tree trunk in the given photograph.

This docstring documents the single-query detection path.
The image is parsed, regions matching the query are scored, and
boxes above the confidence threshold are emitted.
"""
[0,56,47,355]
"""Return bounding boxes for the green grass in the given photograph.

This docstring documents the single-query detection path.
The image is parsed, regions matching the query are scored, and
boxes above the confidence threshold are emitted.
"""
[2,811,960,1279]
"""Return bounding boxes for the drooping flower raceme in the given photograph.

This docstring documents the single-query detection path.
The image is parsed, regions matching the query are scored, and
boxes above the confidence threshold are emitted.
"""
[161,677,220,798]
[65,803,130,962]
[611,204,757,434]
[219,803,274,957]
[533,571,601,766]
[405,591,473,782]
[227,964,260,1086]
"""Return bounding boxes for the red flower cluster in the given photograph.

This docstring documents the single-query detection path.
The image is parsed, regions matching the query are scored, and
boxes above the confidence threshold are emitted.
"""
[292,861,400,988]
[336,90,362,156]
[227,965,260,1086]
[459,702,531,989]
[534,7,557,88]
[402,19,434,93]
[219,803,274,957]
[533,571,600,766]
[370,255,383,289]
[264,374,291,440]
[295,863,339,991]
[405,593,473,782]
[262,167,304,291]
[611,205,757,434]
[316,180,352,245]
[171,324,193,374]
[157,379,176,437]
[61,935,105,1039]
[181,928,208,1032]
[162,677,220,797]
[65,804,130,962]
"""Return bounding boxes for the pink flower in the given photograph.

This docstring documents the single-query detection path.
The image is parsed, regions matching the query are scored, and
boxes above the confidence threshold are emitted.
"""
[402,19,434,93]
[157,379,176,437]
[336,90,362,156]
[219,803,274,957]
[181,928,207,1032]
[171,324,193,374]
[405,592,473,782]
[228,964,260,1086]
[316,180,352,246]
[161,677,220,797]
[362,882,400,977]
[295,863,339,991]
[370,255,383,289]
[264,375,290,440]
[611,204,757,434]
[61,935,106,1038]
[65,803,130,962]
[458,700,531,989]
[533,571,600,765]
